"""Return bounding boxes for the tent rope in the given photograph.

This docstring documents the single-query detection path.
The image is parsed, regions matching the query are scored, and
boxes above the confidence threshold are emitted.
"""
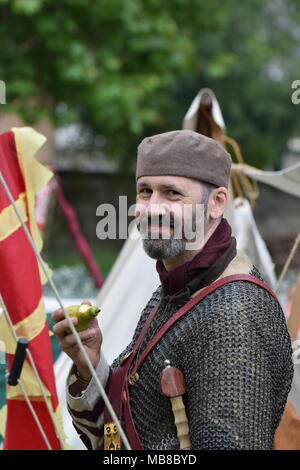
[15,377,52,450]
[200,107,259,207]
[275,232,300,294]
[0,294,65,449]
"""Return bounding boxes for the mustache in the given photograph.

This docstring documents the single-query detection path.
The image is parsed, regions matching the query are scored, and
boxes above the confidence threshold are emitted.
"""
[138,214,175,230]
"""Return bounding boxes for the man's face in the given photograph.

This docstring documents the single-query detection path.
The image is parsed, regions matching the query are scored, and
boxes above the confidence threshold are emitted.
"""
[135,175,206,260]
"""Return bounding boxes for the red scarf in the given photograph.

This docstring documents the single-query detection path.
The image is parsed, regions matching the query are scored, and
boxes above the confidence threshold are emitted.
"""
[156,218,235,298]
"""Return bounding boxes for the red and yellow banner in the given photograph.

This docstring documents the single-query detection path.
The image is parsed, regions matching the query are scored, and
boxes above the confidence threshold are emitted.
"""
[0,127,65,449]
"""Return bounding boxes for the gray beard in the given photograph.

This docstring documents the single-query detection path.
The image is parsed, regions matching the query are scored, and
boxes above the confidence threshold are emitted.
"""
[139,205,206,260]
[142,238,186,260]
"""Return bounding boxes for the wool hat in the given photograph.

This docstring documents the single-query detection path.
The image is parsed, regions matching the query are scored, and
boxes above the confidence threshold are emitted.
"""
[136,130,232,188]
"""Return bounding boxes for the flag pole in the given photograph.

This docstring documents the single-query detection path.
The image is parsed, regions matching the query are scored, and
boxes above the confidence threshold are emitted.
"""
[0,172,131,451]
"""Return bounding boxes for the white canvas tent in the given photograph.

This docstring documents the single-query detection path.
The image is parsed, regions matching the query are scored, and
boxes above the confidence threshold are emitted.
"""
[235,162,300,199]
[183,87,226,131]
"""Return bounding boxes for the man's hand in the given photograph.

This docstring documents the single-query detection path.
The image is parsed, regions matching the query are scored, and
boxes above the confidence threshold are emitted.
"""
[52,300,102,382]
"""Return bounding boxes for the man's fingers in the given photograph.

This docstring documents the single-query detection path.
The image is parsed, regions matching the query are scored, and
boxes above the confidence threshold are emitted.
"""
[81,300,92,306]
[51,307,75,323]
[59,327,97,351]
[51,308,65,324]
[53,316,99,340]
[52,317,78,340]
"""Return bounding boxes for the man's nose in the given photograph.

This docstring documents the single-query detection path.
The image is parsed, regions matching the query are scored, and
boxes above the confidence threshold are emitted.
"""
[147,192,168,217]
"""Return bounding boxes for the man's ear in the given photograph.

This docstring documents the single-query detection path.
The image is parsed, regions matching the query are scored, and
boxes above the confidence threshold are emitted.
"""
[209,187,229,220]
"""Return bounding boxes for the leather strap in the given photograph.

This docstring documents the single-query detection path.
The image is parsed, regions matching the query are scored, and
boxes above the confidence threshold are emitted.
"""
[128,302,161,363]
[134,274,277,372]
[104,273,278,450]
[103,303,161,449]
[123,380,144,450]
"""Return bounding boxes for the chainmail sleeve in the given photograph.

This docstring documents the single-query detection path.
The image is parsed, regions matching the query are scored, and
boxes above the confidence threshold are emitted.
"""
[179,279,294,450]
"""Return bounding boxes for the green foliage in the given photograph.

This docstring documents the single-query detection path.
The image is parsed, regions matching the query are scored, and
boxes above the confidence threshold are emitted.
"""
[169,0,300,168]
[0,0,299,167]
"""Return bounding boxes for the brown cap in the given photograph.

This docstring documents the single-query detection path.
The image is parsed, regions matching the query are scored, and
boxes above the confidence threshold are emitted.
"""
[136,130,232,188]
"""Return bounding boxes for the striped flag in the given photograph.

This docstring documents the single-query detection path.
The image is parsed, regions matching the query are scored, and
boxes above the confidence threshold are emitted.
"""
[0,127,65,449]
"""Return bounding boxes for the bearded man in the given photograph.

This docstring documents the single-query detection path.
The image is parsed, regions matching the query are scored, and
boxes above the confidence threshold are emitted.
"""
[52,130,293,450]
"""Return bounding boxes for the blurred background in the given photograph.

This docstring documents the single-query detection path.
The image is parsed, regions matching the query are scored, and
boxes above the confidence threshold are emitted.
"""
[0,0,299,278]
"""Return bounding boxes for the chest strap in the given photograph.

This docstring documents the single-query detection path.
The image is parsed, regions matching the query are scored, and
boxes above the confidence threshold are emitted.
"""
[104,273,278,450]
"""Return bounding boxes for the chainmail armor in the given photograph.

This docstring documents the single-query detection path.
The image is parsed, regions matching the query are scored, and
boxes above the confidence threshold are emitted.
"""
[111,267,293,450]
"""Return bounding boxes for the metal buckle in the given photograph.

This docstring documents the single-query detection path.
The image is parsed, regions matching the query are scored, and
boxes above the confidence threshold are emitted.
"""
[104,422,121,450]
[128,371,139,386]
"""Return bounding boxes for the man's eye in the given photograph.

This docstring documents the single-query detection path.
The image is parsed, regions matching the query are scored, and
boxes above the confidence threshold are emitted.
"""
[140,188,152,195]
[168,190,180,196]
